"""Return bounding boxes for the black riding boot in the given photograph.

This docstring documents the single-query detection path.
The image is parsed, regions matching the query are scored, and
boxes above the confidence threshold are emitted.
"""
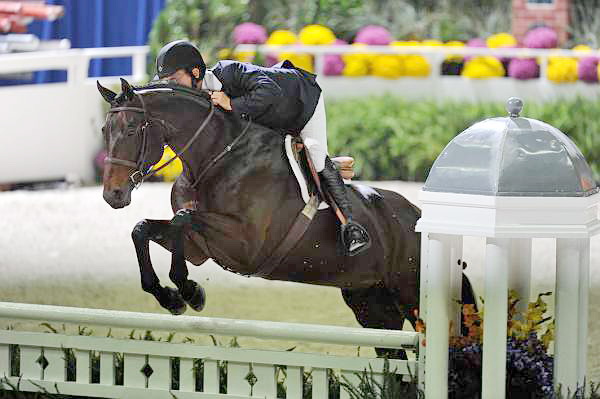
[318,157,371,256]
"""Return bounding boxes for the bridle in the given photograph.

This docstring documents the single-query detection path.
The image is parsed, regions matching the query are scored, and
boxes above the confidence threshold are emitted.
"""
[104,88,249,189]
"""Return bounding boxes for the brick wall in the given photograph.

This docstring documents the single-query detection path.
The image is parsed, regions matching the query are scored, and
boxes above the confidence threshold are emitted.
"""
[512,0,571,44]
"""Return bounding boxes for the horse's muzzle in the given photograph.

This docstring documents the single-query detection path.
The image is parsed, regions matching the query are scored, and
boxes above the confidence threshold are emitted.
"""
[103,187,132,209]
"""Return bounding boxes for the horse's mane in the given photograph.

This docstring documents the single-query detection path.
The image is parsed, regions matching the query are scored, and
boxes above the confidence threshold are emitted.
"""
[112,80,211,107]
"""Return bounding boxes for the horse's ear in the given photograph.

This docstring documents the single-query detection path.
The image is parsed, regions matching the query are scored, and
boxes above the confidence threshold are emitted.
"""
[97,81,116,103]
[120,78,134,100]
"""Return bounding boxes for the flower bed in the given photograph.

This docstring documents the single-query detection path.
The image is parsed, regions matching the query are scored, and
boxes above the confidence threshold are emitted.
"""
[230,23,600,83]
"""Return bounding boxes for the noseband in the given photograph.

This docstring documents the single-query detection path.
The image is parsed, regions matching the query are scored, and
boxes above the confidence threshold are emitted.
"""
[105,92,216,188]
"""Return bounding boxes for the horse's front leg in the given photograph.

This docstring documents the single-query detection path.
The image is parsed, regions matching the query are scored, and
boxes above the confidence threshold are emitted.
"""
[131,219,187,315]
[168,209,207,312]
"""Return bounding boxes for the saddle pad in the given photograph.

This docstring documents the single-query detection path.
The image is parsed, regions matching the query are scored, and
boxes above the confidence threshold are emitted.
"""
[284,135,330,210]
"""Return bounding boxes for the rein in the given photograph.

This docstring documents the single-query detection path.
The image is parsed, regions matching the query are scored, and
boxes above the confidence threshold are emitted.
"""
[105,89,247,189]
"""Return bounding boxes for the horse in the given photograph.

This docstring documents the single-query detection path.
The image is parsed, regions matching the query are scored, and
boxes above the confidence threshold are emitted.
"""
[98,78,475,358]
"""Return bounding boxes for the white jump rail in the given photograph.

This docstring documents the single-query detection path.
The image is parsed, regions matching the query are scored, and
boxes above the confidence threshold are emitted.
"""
[0,302,419,399]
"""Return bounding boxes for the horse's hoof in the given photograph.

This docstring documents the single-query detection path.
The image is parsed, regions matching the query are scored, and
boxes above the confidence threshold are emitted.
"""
[182,281,206,312]
[162,287,187,315]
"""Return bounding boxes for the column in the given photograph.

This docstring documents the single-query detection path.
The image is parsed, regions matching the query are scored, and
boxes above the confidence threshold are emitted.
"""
[424,233,452,399]
[449,235,464,336]
[555,238,589,393]
[508,238,532,315]
[482,237,510,399]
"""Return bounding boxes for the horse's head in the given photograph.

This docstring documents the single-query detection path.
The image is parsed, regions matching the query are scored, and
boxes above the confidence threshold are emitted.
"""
[98,78,166,208]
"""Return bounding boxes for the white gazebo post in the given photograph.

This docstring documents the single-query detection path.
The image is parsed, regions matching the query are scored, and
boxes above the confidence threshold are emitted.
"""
[416,98,600,398]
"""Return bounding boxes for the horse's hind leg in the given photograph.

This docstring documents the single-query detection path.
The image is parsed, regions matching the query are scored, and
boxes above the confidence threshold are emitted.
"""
[341,285,409,360]
[132,219,187,315]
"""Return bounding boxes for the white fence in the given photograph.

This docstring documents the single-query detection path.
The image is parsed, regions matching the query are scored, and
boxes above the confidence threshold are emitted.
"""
[0,301,419,398]
[0,46,148,185]
[237,44,600,102]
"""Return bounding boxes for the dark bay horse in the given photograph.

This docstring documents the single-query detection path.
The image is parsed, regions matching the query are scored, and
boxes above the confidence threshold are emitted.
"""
[98,79,474,355]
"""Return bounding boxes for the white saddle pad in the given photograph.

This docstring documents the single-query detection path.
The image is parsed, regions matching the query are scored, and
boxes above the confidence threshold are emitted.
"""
[284,135,330,210]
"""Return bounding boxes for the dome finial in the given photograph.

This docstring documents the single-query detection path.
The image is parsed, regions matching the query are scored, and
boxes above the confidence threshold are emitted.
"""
[506,97,523,118]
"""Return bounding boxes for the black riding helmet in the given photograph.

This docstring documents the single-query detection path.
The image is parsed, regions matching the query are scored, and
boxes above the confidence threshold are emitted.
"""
[156,40,206,82]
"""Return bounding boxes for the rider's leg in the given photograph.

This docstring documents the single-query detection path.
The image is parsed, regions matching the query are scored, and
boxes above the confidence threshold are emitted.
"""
[300,94,371,256]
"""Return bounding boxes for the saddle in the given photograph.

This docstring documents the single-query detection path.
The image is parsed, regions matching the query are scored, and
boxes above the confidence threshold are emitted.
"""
[253,137,356,277]
[286,136,355,208]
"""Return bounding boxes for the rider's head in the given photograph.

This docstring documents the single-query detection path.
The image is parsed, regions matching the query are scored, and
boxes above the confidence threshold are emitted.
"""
[156,40,206,88]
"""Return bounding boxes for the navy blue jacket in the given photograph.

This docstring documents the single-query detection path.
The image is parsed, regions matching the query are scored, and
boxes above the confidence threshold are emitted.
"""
[210,60,322,134]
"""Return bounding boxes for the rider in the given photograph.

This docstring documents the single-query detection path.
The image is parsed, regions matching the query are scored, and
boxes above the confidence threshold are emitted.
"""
[155,39,371,256]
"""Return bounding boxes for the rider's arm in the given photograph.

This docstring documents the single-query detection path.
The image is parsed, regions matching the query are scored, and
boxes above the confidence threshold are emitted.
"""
[219,62,283,119]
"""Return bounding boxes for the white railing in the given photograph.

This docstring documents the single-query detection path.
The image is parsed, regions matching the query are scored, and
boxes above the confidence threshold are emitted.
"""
[0,45,149,85]
[0,302,419,399]
[236,44,600,80]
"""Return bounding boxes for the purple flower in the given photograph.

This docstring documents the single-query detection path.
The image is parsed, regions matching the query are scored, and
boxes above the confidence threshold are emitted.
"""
[232,22,267,45]
[354,25,392,45]
[523,26,558,49]
[578,56,599,83]
[467,38,487,48]
[508,58,540,79]
[323,39,346,76]
[465,38,487,61]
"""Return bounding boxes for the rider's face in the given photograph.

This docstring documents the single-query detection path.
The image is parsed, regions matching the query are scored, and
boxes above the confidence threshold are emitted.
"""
[166,69,193,87]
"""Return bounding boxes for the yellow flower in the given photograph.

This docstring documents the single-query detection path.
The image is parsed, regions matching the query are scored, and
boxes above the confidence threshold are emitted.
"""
[278,52,313,72]
[217,48,233,59]
[404,55,430,76]
[444,40,465,62]
[233,51,255,63]
[342,59,369,77]
[371,54,404,78]
[298,24,336,45]
[341,43,373,76]
[572,44,592,53]
[547,57,578,83]
[486,32,517,48]
[422,39,444,47]
[390,41,430,76]
[266,30,298,45]
[153,146,183,182]
[461,56,505,78]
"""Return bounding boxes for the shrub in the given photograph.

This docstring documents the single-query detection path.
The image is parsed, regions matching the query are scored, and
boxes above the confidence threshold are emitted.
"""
[326,97,600,183]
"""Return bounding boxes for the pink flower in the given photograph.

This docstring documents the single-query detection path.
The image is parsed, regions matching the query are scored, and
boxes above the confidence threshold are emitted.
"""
[523,27,558,49]
[354,25,392,45]
[508,58,539,79]
[324,39,346,76]
[578,56,599,83]
[465,38,487,62]
[233,22,267,45]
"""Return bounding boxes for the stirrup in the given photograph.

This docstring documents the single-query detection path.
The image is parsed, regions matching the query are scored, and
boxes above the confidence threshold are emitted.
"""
[341,222,371,256]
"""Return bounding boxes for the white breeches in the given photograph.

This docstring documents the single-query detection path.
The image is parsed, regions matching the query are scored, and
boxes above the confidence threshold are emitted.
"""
[300,93,328,172]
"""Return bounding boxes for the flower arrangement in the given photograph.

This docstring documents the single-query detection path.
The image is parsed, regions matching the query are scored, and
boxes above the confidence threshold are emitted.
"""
[342,43,374,77]
[354,25,392,45]
[547,56,578,83]
[461,56,505,78]
[578,56,600,83]
[298,24,336,45]
[323,39,347,76]
[486,32,517,49]
[444,290,556,397]
[266,29,298,45]
[508,58,540,80]
[232,22,267,45]
[391,41,431,77]
[523,26,558,49]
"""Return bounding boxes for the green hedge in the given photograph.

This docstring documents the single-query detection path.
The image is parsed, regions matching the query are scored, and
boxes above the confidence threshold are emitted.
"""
[326,96,600,183]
